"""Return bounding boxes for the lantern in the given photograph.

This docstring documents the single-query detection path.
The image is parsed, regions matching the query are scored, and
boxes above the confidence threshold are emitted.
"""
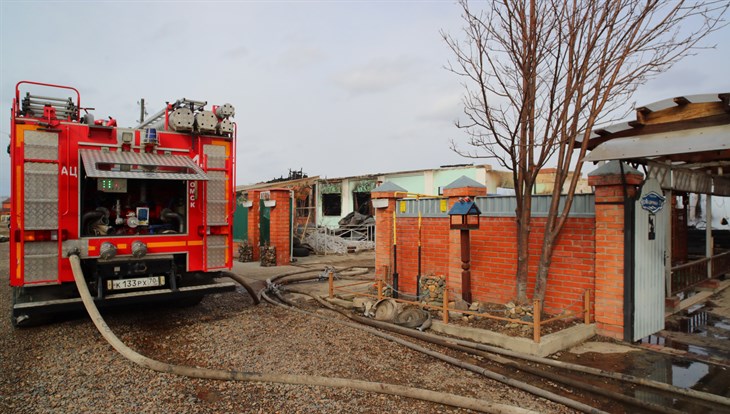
[448,198,481,230]
[447,197,481,303]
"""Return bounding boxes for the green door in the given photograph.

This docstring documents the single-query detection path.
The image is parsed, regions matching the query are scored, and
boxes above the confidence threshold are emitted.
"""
[233,203,248,242]
[259,199,270,246]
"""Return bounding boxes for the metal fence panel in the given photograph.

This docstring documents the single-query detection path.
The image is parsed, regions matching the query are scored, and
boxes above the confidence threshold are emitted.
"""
[397,194,595,218]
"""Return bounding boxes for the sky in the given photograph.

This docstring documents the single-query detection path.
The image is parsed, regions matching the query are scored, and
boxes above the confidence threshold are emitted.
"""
[1,0,729,199]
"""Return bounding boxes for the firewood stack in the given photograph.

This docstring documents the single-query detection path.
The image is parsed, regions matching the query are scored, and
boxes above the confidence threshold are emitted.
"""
[260,244,277,267]
[237,241,254,262]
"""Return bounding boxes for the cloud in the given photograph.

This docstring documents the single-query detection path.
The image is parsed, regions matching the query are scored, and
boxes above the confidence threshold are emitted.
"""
[275,46,325,69]
[333,57,420,95]
[417,91,462,123]
[149,21,177,42]
[222,46,249,60]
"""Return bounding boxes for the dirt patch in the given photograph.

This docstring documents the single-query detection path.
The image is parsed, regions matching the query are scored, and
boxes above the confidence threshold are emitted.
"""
[438,304,582,339]
[569,342,639,355]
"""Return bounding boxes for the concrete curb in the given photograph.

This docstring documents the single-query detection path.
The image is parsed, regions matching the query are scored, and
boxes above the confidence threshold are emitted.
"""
[430,321,596,357]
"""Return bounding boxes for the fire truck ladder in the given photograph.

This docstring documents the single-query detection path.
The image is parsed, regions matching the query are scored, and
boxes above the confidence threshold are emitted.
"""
[136,98,207,130]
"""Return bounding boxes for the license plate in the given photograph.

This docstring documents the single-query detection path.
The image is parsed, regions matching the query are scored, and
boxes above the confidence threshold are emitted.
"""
[108,276,165,291]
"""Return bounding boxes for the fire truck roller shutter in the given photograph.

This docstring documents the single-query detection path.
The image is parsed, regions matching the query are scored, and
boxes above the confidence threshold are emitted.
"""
[79,150,209,181]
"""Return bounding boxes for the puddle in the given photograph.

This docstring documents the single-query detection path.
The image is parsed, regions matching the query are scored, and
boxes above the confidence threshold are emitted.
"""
[678,310,709,333]
[569,306,730,412]
[660,306,730,359]
[559,348,730,413]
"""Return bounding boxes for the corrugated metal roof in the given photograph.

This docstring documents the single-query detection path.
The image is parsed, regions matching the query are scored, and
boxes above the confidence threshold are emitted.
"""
[583,124,730,162]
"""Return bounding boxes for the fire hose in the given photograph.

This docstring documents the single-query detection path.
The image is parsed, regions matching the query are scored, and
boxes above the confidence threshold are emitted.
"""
[266,288,609,414]
[284,289,692,414]
[271,273,730,409]
[67,253,534,414]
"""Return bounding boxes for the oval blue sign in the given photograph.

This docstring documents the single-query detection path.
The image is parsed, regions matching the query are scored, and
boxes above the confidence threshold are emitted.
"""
[640,191,666,214]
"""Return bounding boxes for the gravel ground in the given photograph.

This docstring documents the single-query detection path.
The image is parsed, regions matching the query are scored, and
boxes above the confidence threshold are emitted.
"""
[0,243,578,414]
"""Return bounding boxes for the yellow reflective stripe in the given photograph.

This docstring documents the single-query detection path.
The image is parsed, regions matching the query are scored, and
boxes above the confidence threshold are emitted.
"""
[147,241,187,248]
[15,243,21,279]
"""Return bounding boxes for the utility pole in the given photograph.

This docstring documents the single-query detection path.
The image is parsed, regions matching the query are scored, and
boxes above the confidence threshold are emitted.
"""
[138,98,146,123]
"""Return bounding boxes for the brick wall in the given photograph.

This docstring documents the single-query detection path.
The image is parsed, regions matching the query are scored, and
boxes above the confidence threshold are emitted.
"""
[247,190,261,261]
[383,214,595,315]
[374,198,395,281]
[588,169,643,339]
[390,217,451,295]
[269,189,292,266]
[246,188,292,266]
[372,167,648,340]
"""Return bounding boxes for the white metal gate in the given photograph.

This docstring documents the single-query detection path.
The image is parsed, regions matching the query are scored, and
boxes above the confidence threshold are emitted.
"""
[633,178,667,341]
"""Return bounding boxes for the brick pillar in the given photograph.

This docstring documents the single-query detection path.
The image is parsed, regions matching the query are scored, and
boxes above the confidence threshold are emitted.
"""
[443,177,487,302]
[247,190,261,261]
[372,182,407,293]
[588,162,643,339]
[268,188,292,266]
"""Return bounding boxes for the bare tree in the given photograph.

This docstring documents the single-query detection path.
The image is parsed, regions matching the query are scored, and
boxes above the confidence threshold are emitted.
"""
[444,0,727,304]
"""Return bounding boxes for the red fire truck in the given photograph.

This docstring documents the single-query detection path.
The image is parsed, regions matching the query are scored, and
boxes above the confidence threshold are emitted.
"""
[9,81,237,326]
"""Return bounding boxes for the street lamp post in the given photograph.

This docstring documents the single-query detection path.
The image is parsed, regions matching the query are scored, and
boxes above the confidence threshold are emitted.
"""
[448,197,481,303]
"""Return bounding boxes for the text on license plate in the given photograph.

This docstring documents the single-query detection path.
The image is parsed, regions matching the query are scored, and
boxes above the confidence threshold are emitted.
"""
[108,276,165,291]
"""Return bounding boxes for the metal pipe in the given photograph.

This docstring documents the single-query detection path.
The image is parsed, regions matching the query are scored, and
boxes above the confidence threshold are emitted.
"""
[25,103,72,112]
[392,209,398,299]
[417,197,422,299]
[81,210,105,236]
[180,98,207,107]
[24,102,76,111]
[27,94,72,103]
[161,209,184,233]
[27,97,73,105]
[290,190,295,263]
[137,107,168,129]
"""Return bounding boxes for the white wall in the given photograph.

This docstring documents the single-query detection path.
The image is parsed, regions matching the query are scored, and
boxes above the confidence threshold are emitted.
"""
[687,194,730,230]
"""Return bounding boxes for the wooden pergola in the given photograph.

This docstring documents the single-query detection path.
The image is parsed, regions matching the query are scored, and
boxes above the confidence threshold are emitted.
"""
[584,93,730,299]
